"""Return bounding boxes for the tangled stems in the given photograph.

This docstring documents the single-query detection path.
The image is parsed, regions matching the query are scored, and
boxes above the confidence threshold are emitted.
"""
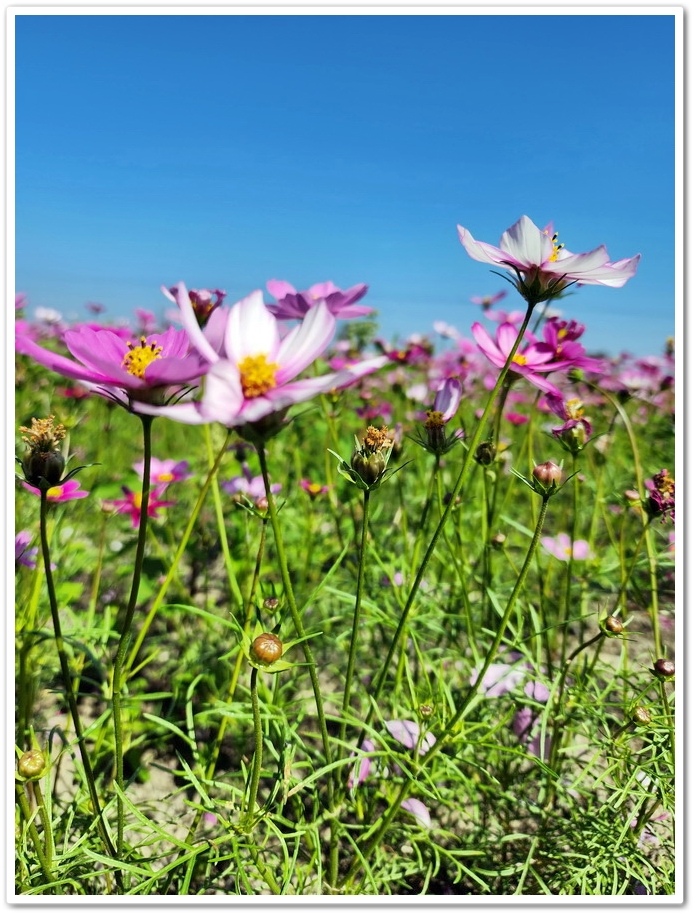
[125,427,233,675]
[342,489,553,889]
[256,445,338,877]
[38,491,117,863]
[359,301,538,737]
[111,413,153,857]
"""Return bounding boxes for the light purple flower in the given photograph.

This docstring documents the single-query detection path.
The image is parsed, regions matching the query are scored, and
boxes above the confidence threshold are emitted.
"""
[400,797,431,829]
[266,279,373,320]
[458,216,640,303]
[222,463,281,504]
[472,663,527,698]
[15,531,38,569]
[432,377,462,421]
[143,284,387,428]
[132,457,191,495]
[385,719,436,755]
[347,738,376,789]
[16,323,207,413]
[541,533,593,561]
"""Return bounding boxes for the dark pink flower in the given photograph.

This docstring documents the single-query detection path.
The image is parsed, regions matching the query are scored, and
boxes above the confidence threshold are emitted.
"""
[132,457,191,495]
[23,478,89,502]
[266,279,373,321]
[472,321,565,398]
[103,486,174,527]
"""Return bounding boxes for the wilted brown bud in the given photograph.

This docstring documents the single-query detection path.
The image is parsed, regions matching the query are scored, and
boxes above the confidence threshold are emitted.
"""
[653,658,675,679]
[631,706,652,726]
[602,615,624,635]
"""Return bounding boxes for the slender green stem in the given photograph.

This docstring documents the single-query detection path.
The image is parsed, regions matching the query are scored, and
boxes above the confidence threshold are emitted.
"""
[245,667,264,818]
[559,454,580,665]
[204,424,245,610]
[111,413,153,857]
[16,785,56,888]
[339,489,371,747]
[358,302,538,739]
[342,489,552,889]
[126,428,232,674]
[39,491,117,862]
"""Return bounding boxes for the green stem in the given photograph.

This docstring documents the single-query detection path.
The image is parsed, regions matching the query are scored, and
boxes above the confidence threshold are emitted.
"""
[559,454,580,666]
[16,784,56,888]
[111,413,153,857]
[245,667,264,818]
[39,490,117,863]
[204,424,245,610]
[339,489,371,747]
[125,428,232,674]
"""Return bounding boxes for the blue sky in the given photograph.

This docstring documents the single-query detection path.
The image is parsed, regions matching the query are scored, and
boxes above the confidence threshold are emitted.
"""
[13,10,678,356]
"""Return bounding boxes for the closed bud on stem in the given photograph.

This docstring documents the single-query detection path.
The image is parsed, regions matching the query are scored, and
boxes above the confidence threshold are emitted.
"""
[652,658,675,679]
[631,706,652,726]
[533,461,563,488]
[250,632,283,665]
[602,615,624,636]
[351,448,386,485]
[17,749,46,780]
[474,440,497,466]
[19,416,67,488]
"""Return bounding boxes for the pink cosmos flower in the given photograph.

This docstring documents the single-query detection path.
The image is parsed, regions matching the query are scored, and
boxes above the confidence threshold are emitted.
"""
[22,478,89,502]
[15,531,38,569]
[546,395,593,443]
[300,479,330,499]
[132,457,191,495]
[541,533,593,561]
[458,215,640,303]
[163,285,227,327]
[472,321,565,398]
[471,290,507,309]
[541,318,605,374]
[266,279,373,320]
[143,284,387,429]
[103,486,174,527]
[222,463,281,505]
[16,324,207,413]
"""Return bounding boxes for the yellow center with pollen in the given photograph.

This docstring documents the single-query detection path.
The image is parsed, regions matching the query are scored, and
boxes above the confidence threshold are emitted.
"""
[157,472,174,484]
[566,398,584,419]
[547,231,565,263]
[46,485,63,499]
[238,354,279,398]
[123,337,163,379]
[512,354,528,366]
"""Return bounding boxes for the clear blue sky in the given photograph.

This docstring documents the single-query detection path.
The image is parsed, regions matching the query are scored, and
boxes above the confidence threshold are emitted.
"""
[13,11,678,356]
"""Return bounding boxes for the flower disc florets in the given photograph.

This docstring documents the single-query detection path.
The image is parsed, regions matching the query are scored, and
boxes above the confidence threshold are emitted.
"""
[19,416,67,488]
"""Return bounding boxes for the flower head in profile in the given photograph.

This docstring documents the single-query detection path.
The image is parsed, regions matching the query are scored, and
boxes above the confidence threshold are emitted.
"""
[458,215,640,304]
[163,285,226,327]
[143,284,387,436]
[546,395,592,453]
[645,469,675,523]
[266,279,373,320]
[15,531,38,569]
[412,378,465,456]
[16,323,206,413]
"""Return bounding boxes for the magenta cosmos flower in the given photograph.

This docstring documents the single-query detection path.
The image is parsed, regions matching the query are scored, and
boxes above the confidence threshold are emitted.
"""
[132,457,191,495]
[103,487,174,528]
[142,283,387,428]
[541,533,593,561]
[266,279,373,320]
[23,478,89,502]
[458,216,640,303]
[472,321,566,398]
[15,324,207,413]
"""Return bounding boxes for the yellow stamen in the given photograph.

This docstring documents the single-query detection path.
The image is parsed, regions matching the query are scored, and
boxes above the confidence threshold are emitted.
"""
[157,472,174,483]
[46,485,63,499]
[566,398,584,420]
[122,337,163,379]
[548,231,565,263]
[512,354,527,366]
[238,354,279,398]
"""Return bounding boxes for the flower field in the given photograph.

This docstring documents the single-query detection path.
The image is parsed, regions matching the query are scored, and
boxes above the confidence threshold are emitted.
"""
[14,217,676,897]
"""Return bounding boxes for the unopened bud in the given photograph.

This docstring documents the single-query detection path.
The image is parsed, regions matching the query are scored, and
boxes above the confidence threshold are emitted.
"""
[263,597,280,612]
[22,449,65,488]
[251,632,283,665]
[351,449,386,485]
[474,441,496,466]
[491,533,506,550]
[602,615,624,635]
[18,749,46,780]
[652,658,675,679]
[532,461,563,488]
[631,706,652,726]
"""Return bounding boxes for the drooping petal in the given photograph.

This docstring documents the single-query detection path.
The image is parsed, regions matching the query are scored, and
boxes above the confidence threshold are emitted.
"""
[471,322,504,366]
[198,359,245,425]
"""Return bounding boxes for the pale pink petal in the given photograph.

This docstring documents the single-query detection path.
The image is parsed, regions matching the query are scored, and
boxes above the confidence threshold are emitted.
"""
[225,291,279,364]
[266,279,297,300]
[165,282,220,365]
[496,322,521,356]
[457,226,512,267]
[276,300,336,382]
[499,215,553,268]
[400,798,431,829]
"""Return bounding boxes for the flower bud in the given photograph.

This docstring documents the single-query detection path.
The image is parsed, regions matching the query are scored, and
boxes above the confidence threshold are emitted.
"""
[602,615,624,636]
[251,632,283,665]
[474,440,497,466]
[652,658,675,679]
[351,448,386,485]
[263,597,280,612]
[21,449,65,488]
[532,461,563,488]
[491,532,506,550]
[18,749,46,780]
[631,706,652,726]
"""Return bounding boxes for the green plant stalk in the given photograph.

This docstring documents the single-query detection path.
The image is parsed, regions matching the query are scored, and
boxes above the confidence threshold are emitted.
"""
[15,784,56,888]
[408,454,440,581]
[39,490,117,863]
[31,779,53,867]
[125,428,233,674]
[559,454,580,665]
[245,666,264,818]
[359,301,538,737]
[204,424,245,611]
[342,489,552,890]
[339,489,371,749]
[111,413,154,857]
[257,445,339,887]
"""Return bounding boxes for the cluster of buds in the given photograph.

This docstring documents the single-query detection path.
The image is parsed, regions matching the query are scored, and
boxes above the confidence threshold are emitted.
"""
[18,416,74,491]
[331,425,404,492]
[644,469,675,523]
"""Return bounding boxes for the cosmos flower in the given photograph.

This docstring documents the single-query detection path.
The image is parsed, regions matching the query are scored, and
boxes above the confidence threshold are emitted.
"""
[132,457,191,495]
[103,486,174,528]
[163,284,227,327]
[266,279,373,320]
[541,532,594,561]
[15,531,38,569]
[16,323,207,413]
[222,463,281,505]
[458,215,640,303]
[23,478,90,502]
[141,284,387,431]
[471,321,566,398]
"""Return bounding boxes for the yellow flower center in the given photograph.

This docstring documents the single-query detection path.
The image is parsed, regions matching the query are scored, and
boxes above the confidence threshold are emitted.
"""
[122,337,163,379]
[547,231,565,263]
[46,485,63,499]
[512,354,527,366]
[566,398,584,419]
[132,493,143,510]
[238,354,279,398]
[157,472,174,484]
[424,410,445,430]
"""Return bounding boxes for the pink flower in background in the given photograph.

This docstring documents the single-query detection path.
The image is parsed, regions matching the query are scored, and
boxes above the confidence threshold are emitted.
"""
[144,284,387,429]
[15,531,38,569]
[16,323,207,413]
[541,533,594,561]
[458,215,640,303]
[23,478,89,502]
[222,463,281,505]
[103,486,174,527]
[471,290,507,309]
[132,457,191,495]
[472,321,565,398]
[546,395,593,442]
[163,285,227,327]
[541,318,605,374]
[385,720,436,755]
[266,279,373,320]
[300,479,330,499]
